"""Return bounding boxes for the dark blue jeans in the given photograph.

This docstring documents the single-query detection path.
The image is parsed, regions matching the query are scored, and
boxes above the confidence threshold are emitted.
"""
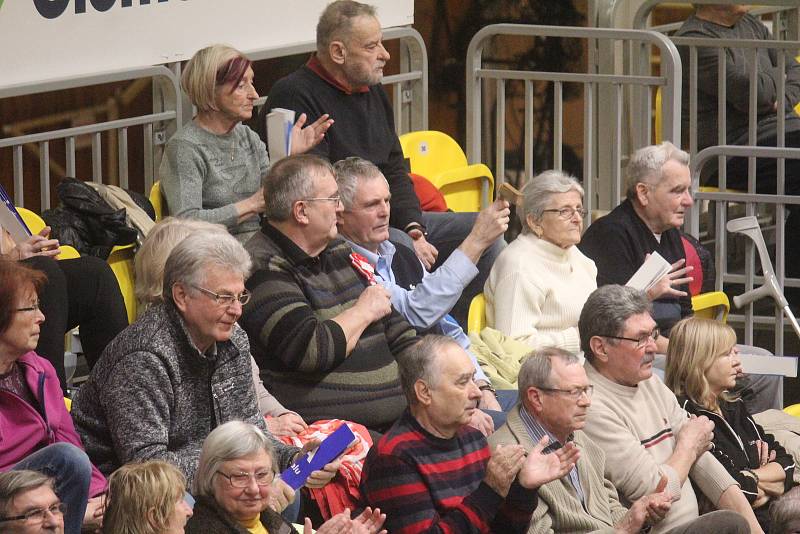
[13,442,92,534]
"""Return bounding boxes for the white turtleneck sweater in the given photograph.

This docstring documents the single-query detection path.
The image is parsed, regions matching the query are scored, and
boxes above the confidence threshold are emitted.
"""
[484,233,597,354]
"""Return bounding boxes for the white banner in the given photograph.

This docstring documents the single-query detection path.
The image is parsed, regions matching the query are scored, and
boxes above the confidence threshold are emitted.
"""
[0,0,414,89]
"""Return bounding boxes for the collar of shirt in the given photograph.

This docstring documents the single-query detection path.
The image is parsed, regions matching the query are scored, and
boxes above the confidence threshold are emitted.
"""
[344,239,396,284]
[519,404,571,453]
[261,220,340,269]
[306,54,370,95]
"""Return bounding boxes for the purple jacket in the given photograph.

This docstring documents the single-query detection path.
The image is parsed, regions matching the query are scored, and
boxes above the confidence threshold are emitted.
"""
[0,351,106,497]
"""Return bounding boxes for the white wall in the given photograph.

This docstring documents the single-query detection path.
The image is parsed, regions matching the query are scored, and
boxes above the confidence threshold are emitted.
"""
[0,0,413,89]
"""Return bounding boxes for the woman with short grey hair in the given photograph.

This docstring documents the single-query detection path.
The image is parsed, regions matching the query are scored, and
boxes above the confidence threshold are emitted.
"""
[485,170,597,355]
[186,421,387,534]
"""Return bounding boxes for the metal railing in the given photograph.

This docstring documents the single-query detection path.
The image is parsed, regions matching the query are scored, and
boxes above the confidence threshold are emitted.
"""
[0,66,181,210]
[465,24,681,213]
[692,146,800,354]
[0,26,427,212]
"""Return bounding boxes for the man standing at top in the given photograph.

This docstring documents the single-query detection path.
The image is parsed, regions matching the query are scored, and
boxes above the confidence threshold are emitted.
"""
[265,0,503,325]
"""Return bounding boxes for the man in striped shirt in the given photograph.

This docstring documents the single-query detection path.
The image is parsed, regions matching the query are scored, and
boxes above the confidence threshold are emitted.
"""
[359,335,579,533]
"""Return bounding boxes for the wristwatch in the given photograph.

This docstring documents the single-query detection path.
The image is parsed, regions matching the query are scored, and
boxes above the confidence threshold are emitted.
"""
[405,222,427,239]
[478,383,497,398]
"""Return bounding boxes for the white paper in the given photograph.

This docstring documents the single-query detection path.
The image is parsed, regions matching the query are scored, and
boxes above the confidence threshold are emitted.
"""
[266,108,295,162]
[626,251,671,292]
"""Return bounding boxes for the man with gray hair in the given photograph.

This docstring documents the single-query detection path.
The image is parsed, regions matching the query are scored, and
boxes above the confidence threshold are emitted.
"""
[241,154,419,431]
[489,347,683,533]
[72,231,305,489]
[578,142,781,414]
[334,156,513,434]
[0,470,64,534]
[264,0,504,326]
[359,335,580,533]
[579,284,758,533]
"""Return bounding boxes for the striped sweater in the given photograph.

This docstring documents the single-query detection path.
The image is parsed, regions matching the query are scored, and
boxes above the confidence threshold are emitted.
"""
[359,409,539,534]
[582,363,737,534]
[242,223,419,430]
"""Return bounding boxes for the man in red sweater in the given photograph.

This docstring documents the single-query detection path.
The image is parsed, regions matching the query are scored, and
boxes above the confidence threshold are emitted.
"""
[359,335,579,533]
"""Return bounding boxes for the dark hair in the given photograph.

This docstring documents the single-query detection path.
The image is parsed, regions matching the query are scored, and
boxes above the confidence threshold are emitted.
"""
[216,55,252,93]
[0,259,46,334]
[578,285,651,362]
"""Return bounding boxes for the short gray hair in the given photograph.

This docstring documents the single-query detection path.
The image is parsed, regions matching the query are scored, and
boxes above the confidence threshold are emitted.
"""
[333,157,388,209]
[770,486,800,533]
[317,0,377,56]
[625,141,690,201]
[0,470,54,516]
[519,170,584,233]
[517,347,581,401]
[398,335,457,405]
[162,231,252,303]
[263,154,333,222]
[579,285,651,362]
[193,421,276,497]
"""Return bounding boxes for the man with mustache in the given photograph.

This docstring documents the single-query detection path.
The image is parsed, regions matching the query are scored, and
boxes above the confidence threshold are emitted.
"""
[264,0,504,326]
[579,285,757,533]
[490,346,677,533]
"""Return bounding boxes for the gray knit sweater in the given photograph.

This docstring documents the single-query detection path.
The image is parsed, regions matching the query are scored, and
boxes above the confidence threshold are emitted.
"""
[159,121,269,243]
[72,302,298,485]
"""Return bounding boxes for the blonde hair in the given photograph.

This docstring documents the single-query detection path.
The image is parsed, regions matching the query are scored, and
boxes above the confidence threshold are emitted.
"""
[134,217,227,316]
[664,317,738,409]
[181,44,251,112]
[103,460,186,534]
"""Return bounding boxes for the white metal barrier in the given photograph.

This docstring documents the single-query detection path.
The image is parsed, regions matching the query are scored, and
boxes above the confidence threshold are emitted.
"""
[465,24,681,214]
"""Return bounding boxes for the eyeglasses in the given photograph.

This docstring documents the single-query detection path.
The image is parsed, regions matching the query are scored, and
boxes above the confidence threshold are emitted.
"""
[191,285,251,307]
[303,195,342,205]
[15,301,41,313]
[600,328,660,350]
[0,502,65,524]
[542,207,588,220]
[538,385,594,401]
[215,470,275,488]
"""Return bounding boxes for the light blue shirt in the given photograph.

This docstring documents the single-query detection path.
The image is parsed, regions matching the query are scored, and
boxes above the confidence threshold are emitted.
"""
[345,239,488,384]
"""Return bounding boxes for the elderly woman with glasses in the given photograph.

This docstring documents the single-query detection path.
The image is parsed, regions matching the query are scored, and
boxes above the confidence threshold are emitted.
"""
[159,44,332,244]
[665,317,797,531]
[484,171,597,355]
[71,232,330,500]
[187,421,386,534]
[0,260,106,534]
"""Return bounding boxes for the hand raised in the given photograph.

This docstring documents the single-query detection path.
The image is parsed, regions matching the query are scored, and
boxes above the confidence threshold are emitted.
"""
[518,437,580,489]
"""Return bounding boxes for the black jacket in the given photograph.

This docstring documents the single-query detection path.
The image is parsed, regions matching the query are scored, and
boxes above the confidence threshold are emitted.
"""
[185,495,296,534]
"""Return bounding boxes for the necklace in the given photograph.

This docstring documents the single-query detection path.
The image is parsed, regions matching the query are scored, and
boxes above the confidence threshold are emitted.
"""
[230,137,236,162]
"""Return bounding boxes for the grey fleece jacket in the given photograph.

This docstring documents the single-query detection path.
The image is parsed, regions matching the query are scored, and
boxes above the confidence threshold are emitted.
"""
[72,302,298,485]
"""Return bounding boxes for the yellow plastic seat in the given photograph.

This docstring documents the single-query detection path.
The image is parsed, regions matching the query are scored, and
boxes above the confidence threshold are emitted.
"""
[784,403,800,418]
[149,181,165,222]
[399,131,494,212]
[468,293,486,335]
[691,291,730,323]
[64,397,72,412]
[108,243,137,323]
[16,207,80,259]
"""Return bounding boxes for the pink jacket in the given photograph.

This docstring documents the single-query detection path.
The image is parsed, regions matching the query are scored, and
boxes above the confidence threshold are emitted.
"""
[0,351,106,497]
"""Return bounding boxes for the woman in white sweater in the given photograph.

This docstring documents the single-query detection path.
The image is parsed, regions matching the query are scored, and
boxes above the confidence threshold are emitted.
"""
[484,170,596,354]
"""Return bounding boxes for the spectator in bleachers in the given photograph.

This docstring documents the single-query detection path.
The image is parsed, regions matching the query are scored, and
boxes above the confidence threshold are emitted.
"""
[0,259,105,534]
[240,154,419,432]
[134,217,307,437]
[769,486,800,534]
[578,142,782,414]
[359,334,579,533]
[1,225,128,390]
[159,44,332,244]
[186,421,386,534]
[490,347,675,533]
[485,170,597,355]
[665,317,797,531]
[675,4,800,294]
[264,0,504,327]
[333,156,512,434]
[0,470,65,534]
[580,284,759,533]
[103,460,192,534]
[71,231,314,492]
